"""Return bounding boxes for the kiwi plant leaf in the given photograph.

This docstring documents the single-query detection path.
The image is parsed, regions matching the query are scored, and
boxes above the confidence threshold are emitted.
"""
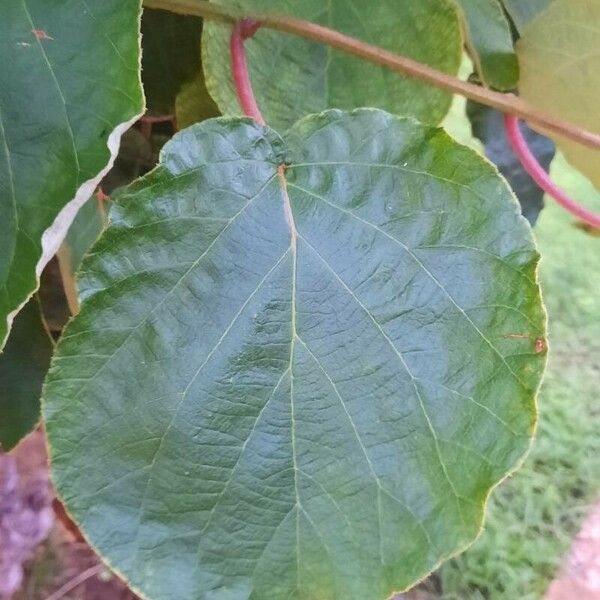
[203,0,462,129]
[0,0,144,349]
[44,110,547,600]
[57,194,108,315]
[517,0,600,192]
[502,0,552,32]
[176,70,220,130]
[0,296,53,451]
[453,0,518,90]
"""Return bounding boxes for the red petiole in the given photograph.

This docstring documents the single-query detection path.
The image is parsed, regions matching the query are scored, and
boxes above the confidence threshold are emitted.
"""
[227,18,600,230]
[230,19,265,126]
[504,115,600,229]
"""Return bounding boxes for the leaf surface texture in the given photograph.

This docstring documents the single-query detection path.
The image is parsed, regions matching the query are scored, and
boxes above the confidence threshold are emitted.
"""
[44,110,546,600]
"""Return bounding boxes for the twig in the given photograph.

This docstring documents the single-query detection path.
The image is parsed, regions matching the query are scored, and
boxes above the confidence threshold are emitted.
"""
[44,564,105,600]
[143,0,600,151]
[504,115,600,229]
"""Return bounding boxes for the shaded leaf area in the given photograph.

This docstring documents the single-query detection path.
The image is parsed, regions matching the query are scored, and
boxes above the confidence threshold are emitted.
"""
[452,0,518,90]
[59,198,107,280]
[467,101,555,225]
[0,297,53,451]
[141,8,218,122]
[203,0,462,129]
[102,126,163,194]
[0,0,144,349]
[57,196,107,315]
[51,123,169,321]
[502,0,552,32]
[37,258,71,336]
[517,0,600,192]
[56,123,171,315]
[44,110,546,600]
[176,70,221,130]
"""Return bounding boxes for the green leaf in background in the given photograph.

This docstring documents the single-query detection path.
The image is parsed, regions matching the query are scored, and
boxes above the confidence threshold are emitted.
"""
[141,8,218,121]
[57,195,107,315]
[0,296,53,451]
[502,0,552,33]
[203,0,462,129]
[0,0,144,349]
[44,110,546,600]
[517,0,600,193]
[452,0,518,90]
[176,70,220,130]
[467,102,555,225]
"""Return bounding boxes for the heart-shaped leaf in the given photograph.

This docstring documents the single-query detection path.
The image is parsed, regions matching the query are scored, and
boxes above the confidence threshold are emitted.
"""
[0,0,144,348]
[202,1,462,129]
[44,110,546,600]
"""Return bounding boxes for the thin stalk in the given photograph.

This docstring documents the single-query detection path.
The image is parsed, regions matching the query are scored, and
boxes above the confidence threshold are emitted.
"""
[45,564,105,600]
[143,0,600,151]
[504,115,600,229]
[230,19,265,124]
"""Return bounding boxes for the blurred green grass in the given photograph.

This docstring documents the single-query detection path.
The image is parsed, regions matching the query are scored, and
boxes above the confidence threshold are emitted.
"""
[438,153,600,599]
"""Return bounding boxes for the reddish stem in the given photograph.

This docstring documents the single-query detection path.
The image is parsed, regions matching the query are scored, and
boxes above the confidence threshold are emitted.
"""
[504,114,600,229]
[230,19,265,125]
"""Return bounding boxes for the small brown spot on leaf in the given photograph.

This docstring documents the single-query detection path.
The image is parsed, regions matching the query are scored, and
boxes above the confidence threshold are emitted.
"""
[535,337,547,354]
[32,29,53,40]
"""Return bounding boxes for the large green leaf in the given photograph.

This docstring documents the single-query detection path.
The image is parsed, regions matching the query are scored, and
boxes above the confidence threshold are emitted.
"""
[203,1,462,129]
[452,0,518,90]
[44,110,546,600]
[0,0,144,349]
[1,296,53,451]
[517,0,600,193]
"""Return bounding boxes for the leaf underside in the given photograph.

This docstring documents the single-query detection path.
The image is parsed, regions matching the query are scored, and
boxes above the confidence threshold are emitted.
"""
[57,194,108,314]
[202,0,462,130]
[0,0,144,348]
[502,0,553,33]
[517,0,600,193]
[44,110,546,600]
